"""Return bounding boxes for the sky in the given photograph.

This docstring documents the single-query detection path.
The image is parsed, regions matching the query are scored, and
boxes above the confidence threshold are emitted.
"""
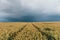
[0,0,60,22]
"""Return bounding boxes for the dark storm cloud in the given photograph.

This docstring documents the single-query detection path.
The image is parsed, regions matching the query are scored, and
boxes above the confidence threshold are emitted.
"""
[0,0,60,22]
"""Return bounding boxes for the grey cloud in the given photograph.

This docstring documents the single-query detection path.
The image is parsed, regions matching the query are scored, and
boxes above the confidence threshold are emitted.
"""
[0,0,60,22]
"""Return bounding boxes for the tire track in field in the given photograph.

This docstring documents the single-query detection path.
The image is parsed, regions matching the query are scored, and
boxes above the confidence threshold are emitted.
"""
[32,24,56,40]
[7,24,27,40]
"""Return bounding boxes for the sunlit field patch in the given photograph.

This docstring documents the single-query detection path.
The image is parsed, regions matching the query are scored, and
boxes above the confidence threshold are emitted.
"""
[0,22,60,40]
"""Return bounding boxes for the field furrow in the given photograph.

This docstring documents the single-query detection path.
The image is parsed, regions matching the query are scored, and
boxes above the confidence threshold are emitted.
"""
[0,22,60,40]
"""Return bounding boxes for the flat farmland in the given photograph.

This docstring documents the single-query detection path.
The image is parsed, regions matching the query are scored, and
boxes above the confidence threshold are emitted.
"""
[0,22,60,40]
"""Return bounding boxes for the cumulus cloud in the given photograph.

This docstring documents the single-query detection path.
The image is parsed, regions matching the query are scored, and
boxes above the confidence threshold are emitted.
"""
[0,0,60,22]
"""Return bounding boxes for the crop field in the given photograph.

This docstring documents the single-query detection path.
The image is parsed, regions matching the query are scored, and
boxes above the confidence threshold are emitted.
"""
[0,22,60,40]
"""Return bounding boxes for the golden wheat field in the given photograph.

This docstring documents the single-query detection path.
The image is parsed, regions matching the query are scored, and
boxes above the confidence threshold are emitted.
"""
[0,22,60,40]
